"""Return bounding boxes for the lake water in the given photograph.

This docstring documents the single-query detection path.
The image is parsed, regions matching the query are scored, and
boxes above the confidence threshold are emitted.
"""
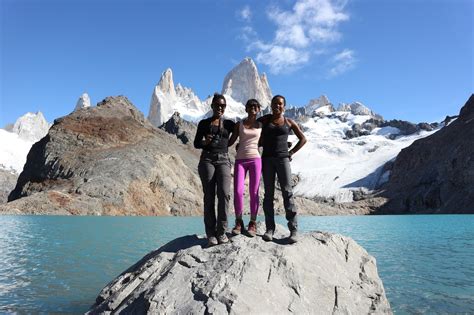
[0,215,473,314]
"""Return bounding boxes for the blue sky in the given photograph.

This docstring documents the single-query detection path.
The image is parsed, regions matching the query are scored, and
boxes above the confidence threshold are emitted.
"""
[1,0,472,127]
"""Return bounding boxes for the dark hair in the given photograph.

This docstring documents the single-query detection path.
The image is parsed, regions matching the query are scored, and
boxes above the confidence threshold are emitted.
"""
[271,95,286,106]
[212,93,226,105]
[245,99,261,108]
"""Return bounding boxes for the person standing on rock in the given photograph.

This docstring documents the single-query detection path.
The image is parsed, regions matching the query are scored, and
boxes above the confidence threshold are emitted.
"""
[258,95,307,243]
[228,99,263,238]
[194,93,235,246]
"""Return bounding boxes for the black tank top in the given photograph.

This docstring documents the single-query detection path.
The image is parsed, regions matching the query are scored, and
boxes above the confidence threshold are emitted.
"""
[261,119,291,158]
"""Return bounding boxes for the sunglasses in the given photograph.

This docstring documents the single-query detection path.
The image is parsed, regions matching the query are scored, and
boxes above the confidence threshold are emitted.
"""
[212,103,226,108]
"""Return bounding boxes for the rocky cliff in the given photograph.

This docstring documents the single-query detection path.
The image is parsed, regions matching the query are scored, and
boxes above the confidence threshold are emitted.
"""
[378,94,474,213]
[221,57,272,107]
[2,96,202,215]
[87,223,391,314]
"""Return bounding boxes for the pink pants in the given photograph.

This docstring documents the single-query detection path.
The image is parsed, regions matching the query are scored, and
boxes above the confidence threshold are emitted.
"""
[233,158,262,217]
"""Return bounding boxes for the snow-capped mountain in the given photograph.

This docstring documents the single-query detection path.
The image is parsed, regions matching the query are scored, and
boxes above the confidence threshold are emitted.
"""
[148,69,208,127]
[337,102,383,119]
[221,57,272,108]
[148,58,274,126]
[289,110,439,202]
[11,112,49,142]
[75,93,91,111]
[1,112,49,174]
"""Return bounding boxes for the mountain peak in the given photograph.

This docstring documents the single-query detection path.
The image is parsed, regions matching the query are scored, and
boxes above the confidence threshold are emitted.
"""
[12,111,49,142]
[221,57,272,107]
[158,68,176,97]
[74,93,91,111]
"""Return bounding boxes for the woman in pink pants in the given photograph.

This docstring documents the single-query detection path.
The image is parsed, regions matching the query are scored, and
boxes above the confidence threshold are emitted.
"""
[228,99,262,237]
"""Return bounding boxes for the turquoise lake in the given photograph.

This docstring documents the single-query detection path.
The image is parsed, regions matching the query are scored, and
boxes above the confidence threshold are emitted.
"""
[0,215,473,314]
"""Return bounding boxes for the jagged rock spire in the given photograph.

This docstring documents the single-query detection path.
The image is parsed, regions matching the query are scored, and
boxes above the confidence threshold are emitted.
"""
[75,93,91,111]
[221,57,272,108]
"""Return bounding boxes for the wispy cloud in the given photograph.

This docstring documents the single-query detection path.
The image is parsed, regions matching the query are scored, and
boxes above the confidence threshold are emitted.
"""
[329,49,356,77]
[238,5,252,22]
[237,0,352,75]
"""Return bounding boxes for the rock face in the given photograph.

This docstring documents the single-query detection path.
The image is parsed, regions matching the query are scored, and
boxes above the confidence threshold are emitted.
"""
[221,57,272,108]
[0,169,17,203]
[11,111,49,142]
[148,69,206,127]
[159,112,197,145]
[338,102,383,120]
[379,94,474,213]
[87,224,391,314]
[2,96,202,215]
[305,95,335,116]
[74,93,91,111]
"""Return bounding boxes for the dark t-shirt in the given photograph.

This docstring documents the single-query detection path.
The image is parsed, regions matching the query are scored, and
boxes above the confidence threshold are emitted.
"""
[193,117,235,153]
[258,114,291,158]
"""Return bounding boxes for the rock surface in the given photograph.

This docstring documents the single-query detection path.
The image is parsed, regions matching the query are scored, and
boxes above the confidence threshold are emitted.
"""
[2,96,203,215]
[159,112,197,145]
[221,57,272,108]
[0,169,17,203]
[378,94,474,213]
[87,224,391,314]
[148,69,206,127]
[11,111,50,142]
[75,93,91,111]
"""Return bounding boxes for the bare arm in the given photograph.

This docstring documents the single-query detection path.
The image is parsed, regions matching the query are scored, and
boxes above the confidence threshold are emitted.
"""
[288,118,307,158]
[227,121,240,147]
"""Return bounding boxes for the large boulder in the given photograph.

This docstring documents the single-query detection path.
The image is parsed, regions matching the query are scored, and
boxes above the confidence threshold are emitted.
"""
[1,96,202,215]
[87,224,391,314]
[378,94,474,213]
[0,169,17,203]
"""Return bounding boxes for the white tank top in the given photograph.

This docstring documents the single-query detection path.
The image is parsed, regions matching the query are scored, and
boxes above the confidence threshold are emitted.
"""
[236,120,262,160]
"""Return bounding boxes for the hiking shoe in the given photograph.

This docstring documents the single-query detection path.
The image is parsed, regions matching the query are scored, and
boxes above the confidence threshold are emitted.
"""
[217,234,229,244]
[207,236,218,247]
[288,230,298,244]
[247,221,257,237]
[262,230,274,242]
[232,219,244,235]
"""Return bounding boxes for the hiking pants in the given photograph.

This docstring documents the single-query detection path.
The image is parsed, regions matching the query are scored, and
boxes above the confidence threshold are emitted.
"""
[198,152,231,237]
[233,158,262,218]
[262,157,297,232]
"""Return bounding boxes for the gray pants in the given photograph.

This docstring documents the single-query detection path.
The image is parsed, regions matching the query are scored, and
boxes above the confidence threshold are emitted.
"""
[262,157,297,232]
[198,152,231,237]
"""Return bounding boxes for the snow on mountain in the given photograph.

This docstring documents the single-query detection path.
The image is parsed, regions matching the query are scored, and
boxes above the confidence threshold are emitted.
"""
[305,95,334,116]
[221,57,272,108]
[338,102,382,119]
[289,111,439,203]
[200,94,248,120]
[148,69,208,126]
[0,129,38,174]
[11,111,49,142]
[75,93,91,111]
[1,112,49,174]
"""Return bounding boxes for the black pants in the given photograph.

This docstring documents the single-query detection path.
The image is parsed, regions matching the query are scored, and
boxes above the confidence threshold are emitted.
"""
[262,157,297,232]
[198,152,231,237]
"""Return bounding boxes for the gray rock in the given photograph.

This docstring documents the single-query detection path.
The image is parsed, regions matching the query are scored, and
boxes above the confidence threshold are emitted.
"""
[0,169,17,204]
[378,94,474,213]
[1,96,203,215]
[159,112,197,145]
[87,223,391,314]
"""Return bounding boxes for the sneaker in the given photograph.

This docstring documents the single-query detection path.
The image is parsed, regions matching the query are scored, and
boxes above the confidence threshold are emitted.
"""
[207,236,218,247]
[262,230,274,242]
[231,219,244,235]
[247,221,257,237]
[288,230,298,244]
[217,234,229,244]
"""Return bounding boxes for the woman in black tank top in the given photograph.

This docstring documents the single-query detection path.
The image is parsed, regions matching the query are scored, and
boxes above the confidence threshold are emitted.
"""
[258,95,306,243]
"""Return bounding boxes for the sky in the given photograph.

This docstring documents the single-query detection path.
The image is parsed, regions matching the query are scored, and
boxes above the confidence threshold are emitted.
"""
[1,0,473,127]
